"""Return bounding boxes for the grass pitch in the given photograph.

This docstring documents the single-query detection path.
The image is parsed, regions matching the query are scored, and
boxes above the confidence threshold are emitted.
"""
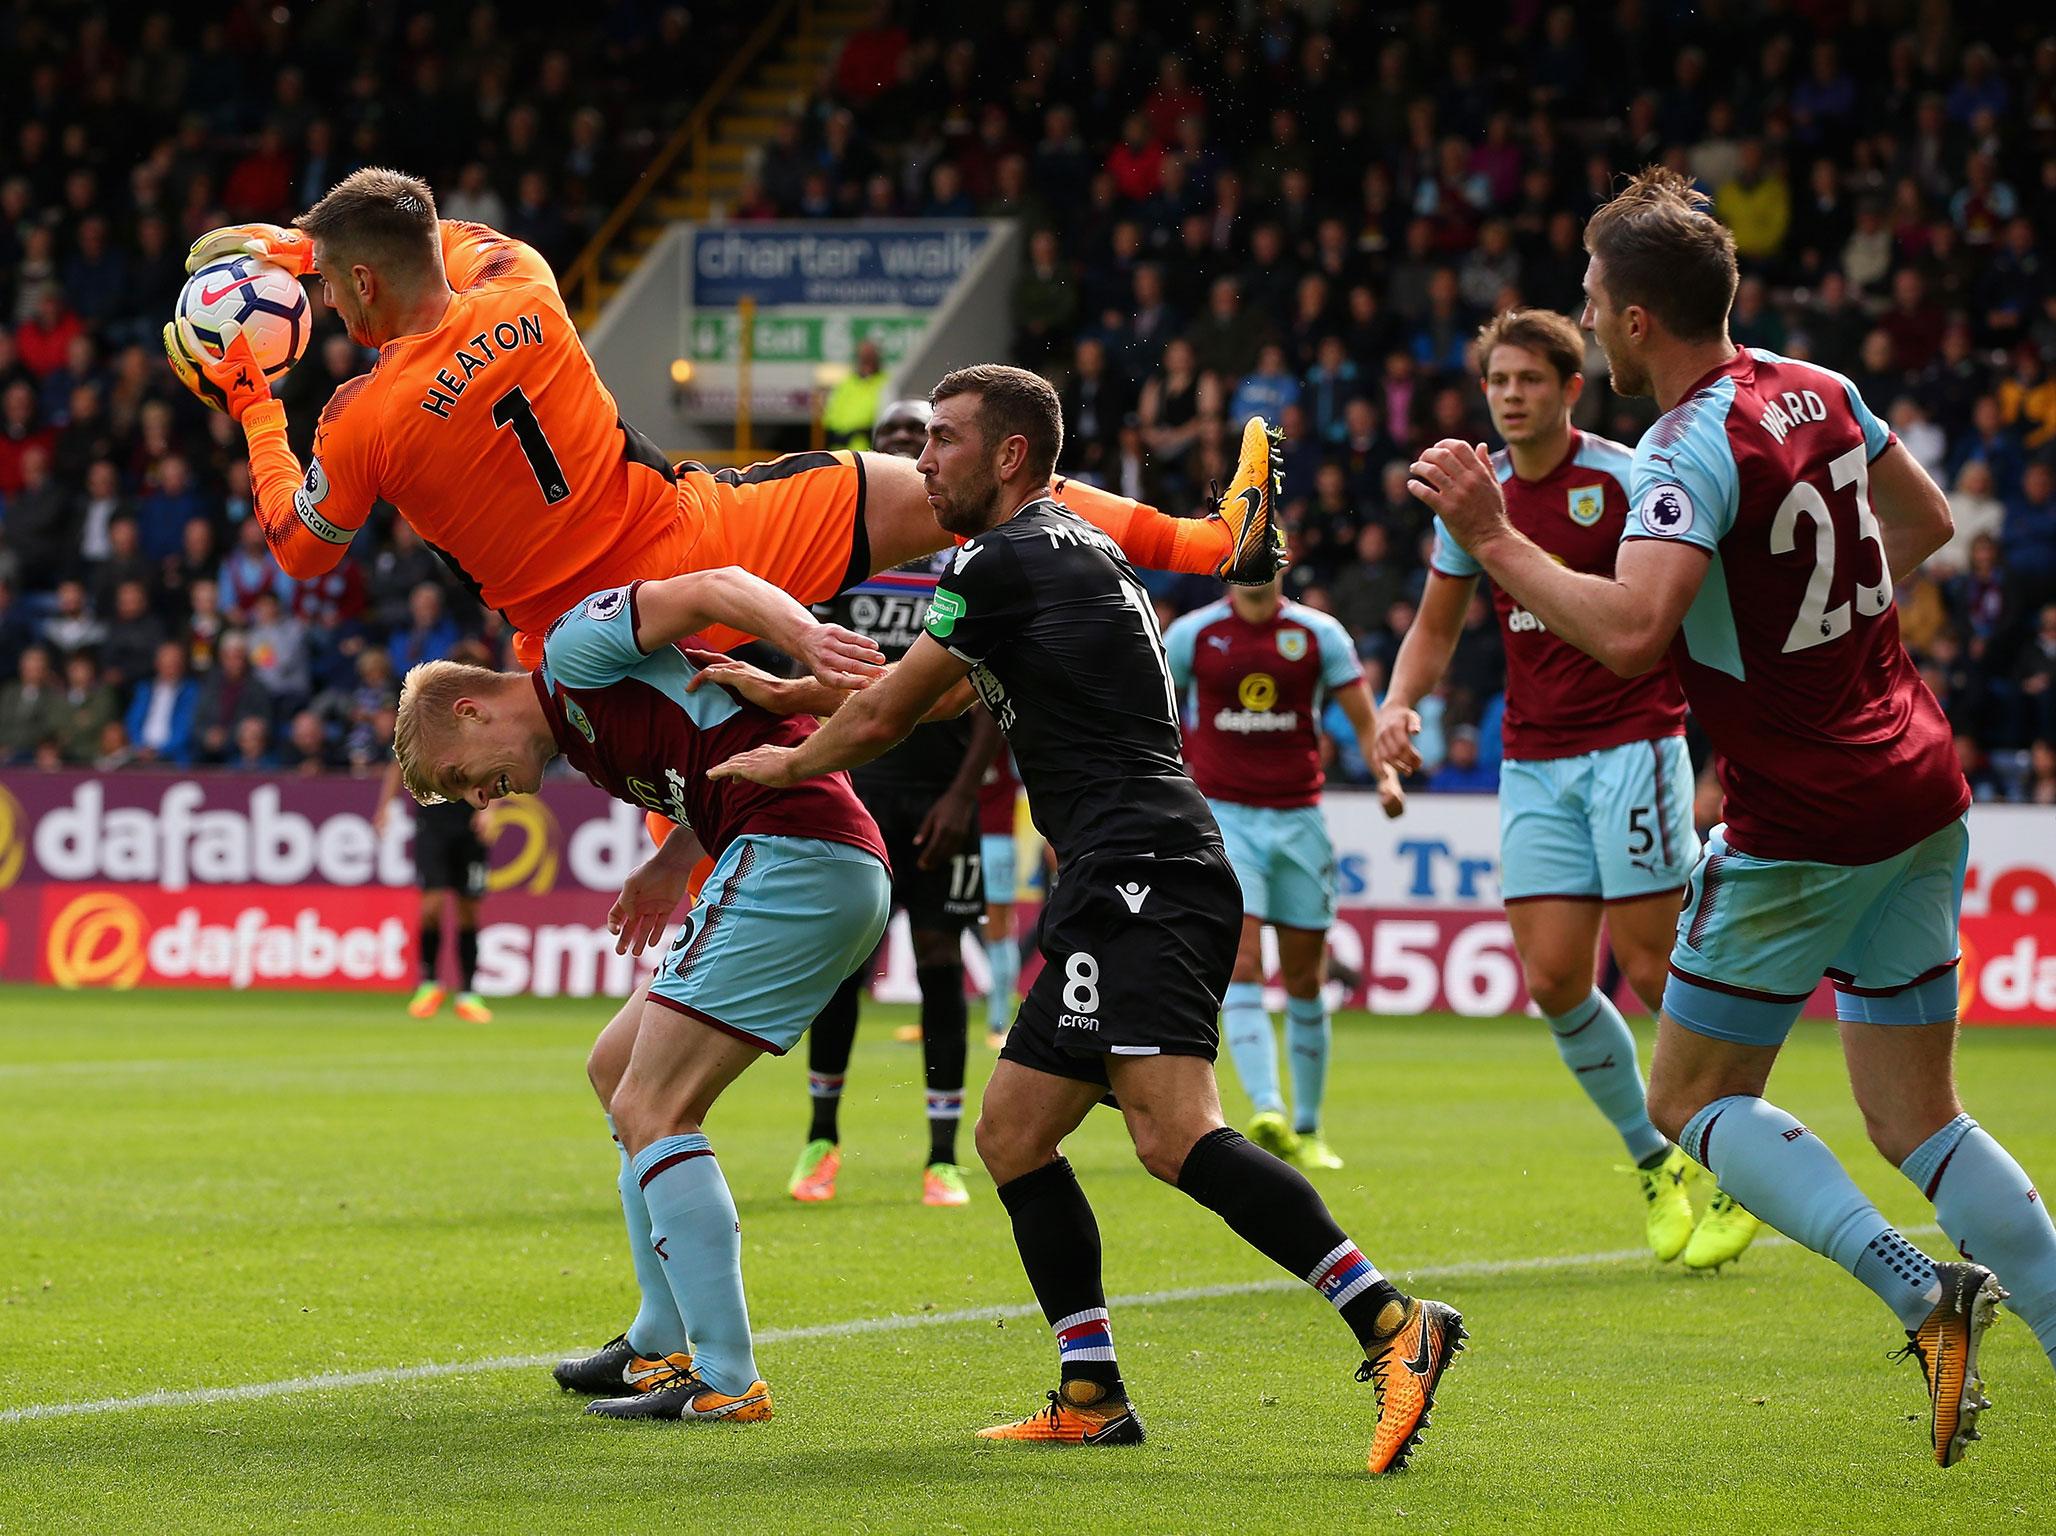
[3,986,2052,1533]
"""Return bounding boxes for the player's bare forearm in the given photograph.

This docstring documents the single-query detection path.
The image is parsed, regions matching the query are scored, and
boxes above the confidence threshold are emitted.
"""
[710,635,970,788]
[1412,439,1704,677]
[1867,442,1954,581]
[637,569,814,654]
[637,569,883,689]
[242,402,347,578]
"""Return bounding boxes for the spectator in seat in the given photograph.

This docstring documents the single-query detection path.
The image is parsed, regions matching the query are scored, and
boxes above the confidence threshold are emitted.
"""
[124,638,198,766]
[1331,523,1405,640]
[219,514,294,622]
[1928,461,2006,577]
[2012,603,2056,744]
[1996,342,2056,452]
[1012,228,1077,367]
[1229,342,1301,430]
[247,589,312,707]
[226,713,279,771]
[1716,139,1790,262]
[280,707,337,775]
[88,515,153,615]
[1055,335,1127,478]
[73,459,134,572]
[4,442,69,589]
[182,577,227,675]
[1430,724,1500,791]
[2027,738,2056,806]
[193,630,275,764]
[1947,395,2025,497]
[41,578,106,656]
[54,648,117,764]
[99,578,166,692]
[2007,461,2056,594]
[0,644,63,763]
[387,582,459,676]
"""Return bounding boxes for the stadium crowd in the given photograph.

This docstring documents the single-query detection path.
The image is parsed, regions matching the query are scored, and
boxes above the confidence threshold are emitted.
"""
[1,2,2054,803]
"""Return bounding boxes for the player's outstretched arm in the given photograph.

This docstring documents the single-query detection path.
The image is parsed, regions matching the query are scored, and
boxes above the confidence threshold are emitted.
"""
[634,569,885,690]
[1376,570,1470,776]
[1866,441,1955,581]
[1411,440,1707,677]
[710,635,972,789]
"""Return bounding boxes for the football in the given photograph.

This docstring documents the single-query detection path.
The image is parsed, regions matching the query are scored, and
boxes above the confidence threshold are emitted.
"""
[174,255,310,381]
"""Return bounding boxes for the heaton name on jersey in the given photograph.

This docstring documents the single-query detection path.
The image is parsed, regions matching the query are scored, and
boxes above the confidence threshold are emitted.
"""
[1164,598,1362,808]
[1431,430,1686,760]
[1620,349,1968,865]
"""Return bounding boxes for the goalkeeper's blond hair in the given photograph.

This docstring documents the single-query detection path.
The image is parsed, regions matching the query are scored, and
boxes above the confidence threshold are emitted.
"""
[392,658,501,805]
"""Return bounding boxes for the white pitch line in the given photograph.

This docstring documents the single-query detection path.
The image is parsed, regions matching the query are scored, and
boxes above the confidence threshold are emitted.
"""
[0,1225,1936,1425]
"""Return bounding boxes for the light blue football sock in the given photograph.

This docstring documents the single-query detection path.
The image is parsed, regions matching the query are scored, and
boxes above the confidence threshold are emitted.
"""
[1905,1114,2056,1367]
[1545,990,1667,1164]
[1683,1095,1939,1331]
[1221,982,1283,1117]
[984,932,1019,1034]
[1284,994,1330,1135]
[608,1115,688,1359]
[632,1133,760,1394]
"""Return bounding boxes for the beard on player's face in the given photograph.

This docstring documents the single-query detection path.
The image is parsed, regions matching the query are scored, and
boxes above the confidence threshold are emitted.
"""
[929,446,1004,535]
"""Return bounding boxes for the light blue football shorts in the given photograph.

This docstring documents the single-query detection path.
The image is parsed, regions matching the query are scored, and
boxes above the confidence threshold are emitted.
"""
[1499,735,1698,904]
[1664,815,1969,1047]
[981,831,1017,906]
[648,834,891,1055]
[1208,799,1336,931]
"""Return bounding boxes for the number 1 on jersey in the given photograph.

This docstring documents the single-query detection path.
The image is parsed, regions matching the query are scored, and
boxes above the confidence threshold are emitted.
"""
[492,386,571,505]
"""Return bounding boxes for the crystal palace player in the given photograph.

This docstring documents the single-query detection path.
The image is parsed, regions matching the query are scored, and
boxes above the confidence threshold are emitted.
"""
[1381,308,1758,1271]
[163,168,1285,682]
[1413,167,2056,1467]
[713,365,1465,1475]
[1164,576,1385,1173]
[789,397,1005,1209]
[391,567,893,1426]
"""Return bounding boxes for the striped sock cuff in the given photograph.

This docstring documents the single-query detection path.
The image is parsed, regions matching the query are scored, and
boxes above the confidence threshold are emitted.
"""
[807,1073,845,1100]
[631,1132,714,1189]
[925,1090,964,1120]
[1306,1241,1382,1309]
[1052,1307,1117,1362]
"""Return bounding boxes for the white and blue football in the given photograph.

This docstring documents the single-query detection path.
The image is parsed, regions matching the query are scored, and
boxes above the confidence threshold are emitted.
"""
[175,256,311,381]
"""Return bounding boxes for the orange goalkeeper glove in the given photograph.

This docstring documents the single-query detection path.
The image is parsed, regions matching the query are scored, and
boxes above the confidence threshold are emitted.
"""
[162,321,274,424]
[185,222,315,278]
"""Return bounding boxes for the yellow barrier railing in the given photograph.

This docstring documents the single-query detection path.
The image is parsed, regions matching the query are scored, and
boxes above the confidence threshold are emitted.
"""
[560,0,810,329]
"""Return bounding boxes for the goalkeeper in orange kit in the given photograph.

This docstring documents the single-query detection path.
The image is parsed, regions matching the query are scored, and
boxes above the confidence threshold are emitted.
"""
[163,167,1283,684]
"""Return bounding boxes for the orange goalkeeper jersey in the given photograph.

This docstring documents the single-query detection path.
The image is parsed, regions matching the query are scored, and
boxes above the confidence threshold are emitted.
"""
[244,221,691,641]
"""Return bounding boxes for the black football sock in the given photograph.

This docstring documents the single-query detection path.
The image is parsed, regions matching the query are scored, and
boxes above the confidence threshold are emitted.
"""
[995,1158,1124,1398]
[806,970,862,1144]
[1177,1127,1406,1352]
[418,920,442,984]
[916,962,968,1165]
[456,927,479,992]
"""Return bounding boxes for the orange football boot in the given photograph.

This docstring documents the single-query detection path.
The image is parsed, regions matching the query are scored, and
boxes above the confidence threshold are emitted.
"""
[1359,1296,1467,1474]
[1897,1261,2006,1466]
[975,1381,1145,1445]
